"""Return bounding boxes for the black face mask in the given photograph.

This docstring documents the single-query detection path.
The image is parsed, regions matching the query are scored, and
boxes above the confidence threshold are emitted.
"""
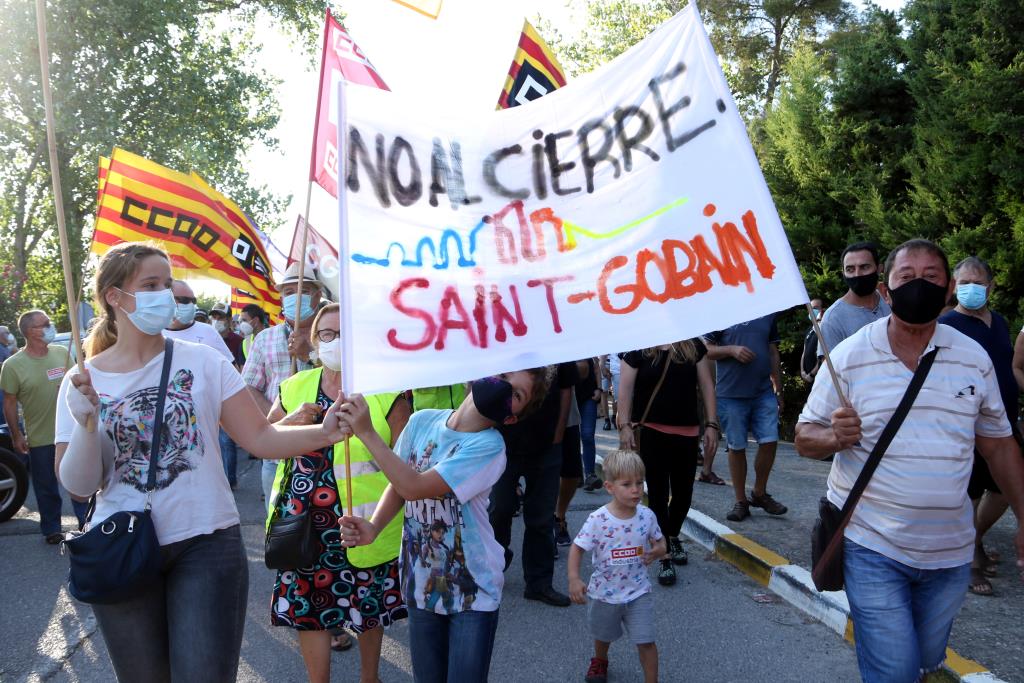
[470,377,515,424]
[844,271,878,297]
[888,278,949,325]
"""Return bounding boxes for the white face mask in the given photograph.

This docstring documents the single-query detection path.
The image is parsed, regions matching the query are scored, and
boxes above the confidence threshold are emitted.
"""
[317,338,342,371]
[213,320,227,334]
[238,321,254,337]
[117,288,177,335]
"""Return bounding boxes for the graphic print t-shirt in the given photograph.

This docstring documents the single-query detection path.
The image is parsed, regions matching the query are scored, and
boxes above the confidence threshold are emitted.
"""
[394,409,506,614]
[574,504,663,604]
[55,340,246,544]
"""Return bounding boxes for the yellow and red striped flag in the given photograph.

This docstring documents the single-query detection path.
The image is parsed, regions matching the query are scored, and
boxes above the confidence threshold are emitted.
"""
[496,19,567,110]
[391,0,442,19]
[92,148,282,319]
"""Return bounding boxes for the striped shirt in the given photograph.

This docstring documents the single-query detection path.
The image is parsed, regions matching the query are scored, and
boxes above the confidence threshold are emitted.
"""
[240,323,311,404]
[798,317,1010,569]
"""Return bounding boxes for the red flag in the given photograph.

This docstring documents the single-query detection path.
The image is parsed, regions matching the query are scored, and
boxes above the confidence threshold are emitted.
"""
[288,215,341,302]
[311,10,389,198]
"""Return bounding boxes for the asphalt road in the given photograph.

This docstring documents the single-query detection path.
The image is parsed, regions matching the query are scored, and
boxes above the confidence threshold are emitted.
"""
[0,442,864,683]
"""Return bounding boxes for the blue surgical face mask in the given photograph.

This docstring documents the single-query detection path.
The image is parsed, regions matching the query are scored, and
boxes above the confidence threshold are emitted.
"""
[174,302,197,325]
[117,288,177,335]
[42,325,56,344]
[282,292,315,322]
[956,283,988,311]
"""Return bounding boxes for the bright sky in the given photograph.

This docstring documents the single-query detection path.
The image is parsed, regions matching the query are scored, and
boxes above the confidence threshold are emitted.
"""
[196,0,904,301]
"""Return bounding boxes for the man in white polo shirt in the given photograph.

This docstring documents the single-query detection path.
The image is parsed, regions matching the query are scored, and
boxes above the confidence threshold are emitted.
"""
[795,239,1024,683]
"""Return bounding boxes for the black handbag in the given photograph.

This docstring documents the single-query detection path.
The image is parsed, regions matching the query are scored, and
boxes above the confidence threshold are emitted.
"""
[811,347,937,592]
[264,458,319,570]
[62,338,175,604]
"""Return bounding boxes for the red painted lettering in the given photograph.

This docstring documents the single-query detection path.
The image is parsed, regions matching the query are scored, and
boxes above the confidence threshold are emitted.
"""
[387,278,435,351]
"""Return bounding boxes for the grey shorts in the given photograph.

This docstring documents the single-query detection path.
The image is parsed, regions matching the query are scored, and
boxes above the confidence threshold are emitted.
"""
[587,592,655,645]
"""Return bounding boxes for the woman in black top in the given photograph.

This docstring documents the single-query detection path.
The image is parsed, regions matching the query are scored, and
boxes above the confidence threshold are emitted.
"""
[617,339,719,586]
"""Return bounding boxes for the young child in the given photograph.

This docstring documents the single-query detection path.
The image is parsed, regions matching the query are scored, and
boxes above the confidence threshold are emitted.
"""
[336,370,550,683]
[568,449,666,683]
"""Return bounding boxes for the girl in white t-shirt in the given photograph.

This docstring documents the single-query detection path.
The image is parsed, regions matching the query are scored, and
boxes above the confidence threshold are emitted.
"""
[55,242,349,683]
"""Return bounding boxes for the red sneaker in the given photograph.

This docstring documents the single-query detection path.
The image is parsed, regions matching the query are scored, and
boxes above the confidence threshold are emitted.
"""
[585,657,609,683]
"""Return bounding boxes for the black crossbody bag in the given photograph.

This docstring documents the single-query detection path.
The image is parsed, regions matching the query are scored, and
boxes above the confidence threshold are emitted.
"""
[811,347,937,592]
[264,456,319,570]
[62,338,175,604]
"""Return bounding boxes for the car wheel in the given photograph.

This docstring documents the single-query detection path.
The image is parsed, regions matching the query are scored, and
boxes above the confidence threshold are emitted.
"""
[0,447,29,523]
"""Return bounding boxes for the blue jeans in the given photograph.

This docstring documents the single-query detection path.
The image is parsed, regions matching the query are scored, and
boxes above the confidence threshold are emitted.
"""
[578,398,598,476]
[91,525,248,683]
[844,539,970,682]
[218,428,238,487]
[28,445,88,534]
[408,607,500,683]
[717,389,779,451]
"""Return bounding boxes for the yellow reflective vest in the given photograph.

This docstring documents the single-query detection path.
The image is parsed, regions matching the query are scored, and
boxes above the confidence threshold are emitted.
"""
[411,384,466,411]
[268,368,403,568]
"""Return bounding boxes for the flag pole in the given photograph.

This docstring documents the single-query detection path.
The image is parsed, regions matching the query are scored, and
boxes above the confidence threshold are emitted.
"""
[806,302,850,407]
[291,180,314,375]
[35,0,92,431]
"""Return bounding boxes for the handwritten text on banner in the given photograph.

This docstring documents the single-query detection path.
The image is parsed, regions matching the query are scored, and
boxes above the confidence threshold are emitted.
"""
[337,3,807,395]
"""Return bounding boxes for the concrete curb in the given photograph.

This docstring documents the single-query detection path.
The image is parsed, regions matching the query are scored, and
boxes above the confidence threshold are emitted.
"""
[681,509,1008,683]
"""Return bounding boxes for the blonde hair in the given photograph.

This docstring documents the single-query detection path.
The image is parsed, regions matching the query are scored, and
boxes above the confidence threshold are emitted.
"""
[84,242,170,358]
[602,449,645,482]
[641,339,702,365]
[309,302,340,349]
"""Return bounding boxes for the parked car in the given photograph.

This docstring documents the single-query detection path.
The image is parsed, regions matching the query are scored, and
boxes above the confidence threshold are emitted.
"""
[52,331,83,364]
[0,423,28,523]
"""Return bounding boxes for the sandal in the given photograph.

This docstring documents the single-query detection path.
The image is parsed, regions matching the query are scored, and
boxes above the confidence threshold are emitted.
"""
[968,567,994,596]
[331,632,355,651]
[697,471,726,486]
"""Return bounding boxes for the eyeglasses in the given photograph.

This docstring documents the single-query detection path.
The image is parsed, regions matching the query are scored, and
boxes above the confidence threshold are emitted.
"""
[316,329,341,343]
[174,296,197,305]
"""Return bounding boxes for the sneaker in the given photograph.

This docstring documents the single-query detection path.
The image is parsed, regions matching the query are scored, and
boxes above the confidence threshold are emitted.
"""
[657,559,676,586]
[750,491,788,516]
[668,537,688,566]
[585,656,609,683]
[602,419,612,431]
[726,500,750,522]
[583,473,602,492]
[555,517,572,547]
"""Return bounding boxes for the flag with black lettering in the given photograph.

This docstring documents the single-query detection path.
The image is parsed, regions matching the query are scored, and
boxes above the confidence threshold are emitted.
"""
[496,19,567,110]
[92,148,282,318]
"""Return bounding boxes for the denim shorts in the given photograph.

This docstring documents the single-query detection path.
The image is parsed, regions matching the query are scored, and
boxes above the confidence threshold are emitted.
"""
[588,592,655,645]
[717,389,779,451]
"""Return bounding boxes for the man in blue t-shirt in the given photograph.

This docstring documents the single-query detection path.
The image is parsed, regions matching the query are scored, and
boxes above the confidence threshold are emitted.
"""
[706,314,787,521]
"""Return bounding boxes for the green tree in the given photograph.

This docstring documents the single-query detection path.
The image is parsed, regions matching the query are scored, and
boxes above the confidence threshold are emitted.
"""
[902,0,1024,321]
[0,0,327,330]
[543,0,850,120]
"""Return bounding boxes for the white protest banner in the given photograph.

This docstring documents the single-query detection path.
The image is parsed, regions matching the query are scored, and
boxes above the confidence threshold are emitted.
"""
[337,3,807,395]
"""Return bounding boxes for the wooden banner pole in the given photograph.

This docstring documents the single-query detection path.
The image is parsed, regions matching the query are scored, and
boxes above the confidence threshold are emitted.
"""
[35,0,92,431]
[806,302,850,408]
[291,180,315,375]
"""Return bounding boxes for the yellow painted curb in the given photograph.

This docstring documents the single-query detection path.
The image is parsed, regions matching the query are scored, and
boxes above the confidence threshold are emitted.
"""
[844,618,855,644]
[716,533,789,585]
[944,648,988,676]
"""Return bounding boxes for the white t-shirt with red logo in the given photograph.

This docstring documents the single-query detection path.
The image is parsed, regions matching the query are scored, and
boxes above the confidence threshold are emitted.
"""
[573,504,663,604]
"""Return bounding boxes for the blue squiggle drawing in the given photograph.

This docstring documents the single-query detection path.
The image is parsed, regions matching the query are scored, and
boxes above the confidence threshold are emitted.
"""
[351,220,485,269]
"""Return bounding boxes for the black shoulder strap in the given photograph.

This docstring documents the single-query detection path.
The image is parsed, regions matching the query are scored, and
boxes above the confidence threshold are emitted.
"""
[146,338,175,494]
[839,346,938,520]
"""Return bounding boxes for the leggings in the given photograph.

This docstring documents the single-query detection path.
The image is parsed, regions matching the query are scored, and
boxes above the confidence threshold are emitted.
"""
[637,430,699,538]
[91,525,248,683]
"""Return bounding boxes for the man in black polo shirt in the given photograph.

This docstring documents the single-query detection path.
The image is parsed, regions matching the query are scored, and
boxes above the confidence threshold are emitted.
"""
[489,362,577,606]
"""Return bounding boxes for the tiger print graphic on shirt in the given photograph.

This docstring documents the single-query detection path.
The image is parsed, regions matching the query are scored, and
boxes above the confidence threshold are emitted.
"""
[100,369,203,491]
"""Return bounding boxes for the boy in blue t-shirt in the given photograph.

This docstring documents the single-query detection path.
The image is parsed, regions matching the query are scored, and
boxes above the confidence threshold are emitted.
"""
[338,369,549,682]
[569,449,666,683]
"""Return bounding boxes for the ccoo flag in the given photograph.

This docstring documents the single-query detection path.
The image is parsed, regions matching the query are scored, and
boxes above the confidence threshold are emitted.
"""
[92,148,282,318]
[311,10,389,198]
[496,19,567,110]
